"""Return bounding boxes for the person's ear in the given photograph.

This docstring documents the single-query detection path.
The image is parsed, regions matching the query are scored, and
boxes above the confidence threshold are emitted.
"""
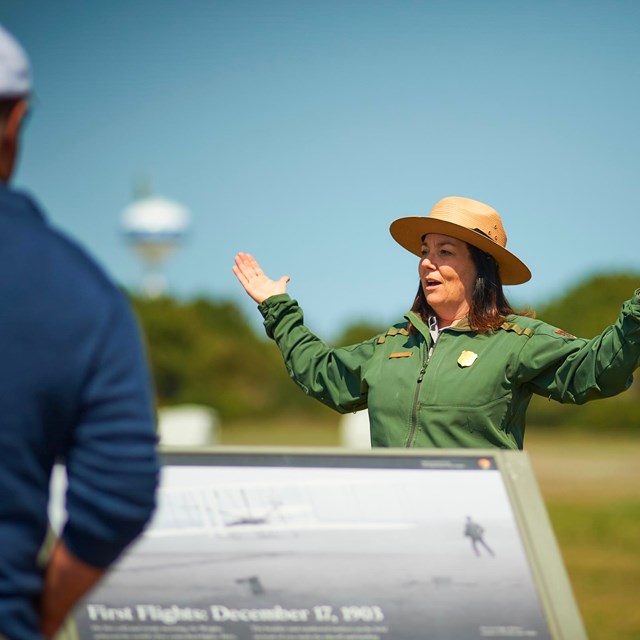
[0,98,29,183]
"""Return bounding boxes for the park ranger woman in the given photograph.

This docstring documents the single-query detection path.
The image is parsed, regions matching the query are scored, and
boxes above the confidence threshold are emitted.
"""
[233,196,640,449]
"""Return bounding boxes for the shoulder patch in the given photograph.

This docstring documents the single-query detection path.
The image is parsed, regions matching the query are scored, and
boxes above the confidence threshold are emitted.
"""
[385,327,409,337]
[378,326,410,344]
[379,326,409,338]
[554,328,576,339]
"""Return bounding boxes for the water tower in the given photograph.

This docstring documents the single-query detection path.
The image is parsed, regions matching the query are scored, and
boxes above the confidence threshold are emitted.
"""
[122,193,190,297]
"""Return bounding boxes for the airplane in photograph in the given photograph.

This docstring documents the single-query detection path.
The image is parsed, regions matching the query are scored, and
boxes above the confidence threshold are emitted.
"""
[145,480,415,539]
[220,492,285,528]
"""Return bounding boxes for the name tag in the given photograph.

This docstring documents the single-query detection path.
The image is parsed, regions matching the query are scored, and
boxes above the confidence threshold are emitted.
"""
[389,352,413,359]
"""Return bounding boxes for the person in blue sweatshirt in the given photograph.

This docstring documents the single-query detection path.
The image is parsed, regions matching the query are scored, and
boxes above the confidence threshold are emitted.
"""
[0,24,159,639]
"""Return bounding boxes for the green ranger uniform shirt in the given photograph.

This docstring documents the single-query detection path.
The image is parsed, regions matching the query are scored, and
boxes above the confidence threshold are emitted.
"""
[259,290,640,450]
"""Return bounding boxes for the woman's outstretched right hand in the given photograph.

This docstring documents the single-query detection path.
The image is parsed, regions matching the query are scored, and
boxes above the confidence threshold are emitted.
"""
[232,252,290,304]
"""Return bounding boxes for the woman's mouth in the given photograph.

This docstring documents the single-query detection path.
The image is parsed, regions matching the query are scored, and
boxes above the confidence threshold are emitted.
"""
[424,278,441,289]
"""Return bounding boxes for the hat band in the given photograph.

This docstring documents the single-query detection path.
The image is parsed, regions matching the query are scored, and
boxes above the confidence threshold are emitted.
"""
[472,227,494,240]
[471,227,505,248]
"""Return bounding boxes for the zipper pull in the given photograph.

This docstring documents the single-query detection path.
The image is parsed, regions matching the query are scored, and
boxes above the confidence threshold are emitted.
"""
[417,366,426,383]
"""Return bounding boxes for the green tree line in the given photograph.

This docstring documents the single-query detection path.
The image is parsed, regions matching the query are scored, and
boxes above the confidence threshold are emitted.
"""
[130,272,639,433]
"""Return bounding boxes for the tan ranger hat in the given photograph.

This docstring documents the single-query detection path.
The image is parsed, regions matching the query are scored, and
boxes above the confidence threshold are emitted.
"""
[389,196,531,285]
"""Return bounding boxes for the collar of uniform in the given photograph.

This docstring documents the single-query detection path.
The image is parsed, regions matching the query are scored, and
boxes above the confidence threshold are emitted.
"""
[450,315,472,331]
[404,310,430,338]
[404,310,473,337]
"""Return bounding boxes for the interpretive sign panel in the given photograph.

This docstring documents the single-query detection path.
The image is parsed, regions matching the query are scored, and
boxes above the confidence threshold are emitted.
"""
[58,448,586,640]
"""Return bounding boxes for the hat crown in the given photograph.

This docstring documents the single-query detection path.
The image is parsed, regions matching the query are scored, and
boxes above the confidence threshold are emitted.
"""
[429,197,507,248]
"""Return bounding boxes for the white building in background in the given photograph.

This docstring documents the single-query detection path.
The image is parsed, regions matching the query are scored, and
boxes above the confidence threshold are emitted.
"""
[157,404,221,448]
[122,194,190,298]
[339,410,371,449]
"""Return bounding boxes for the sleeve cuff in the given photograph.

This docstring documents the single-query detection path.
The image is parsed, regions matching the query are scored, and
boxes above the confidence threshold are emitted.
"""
[258,294,296,339]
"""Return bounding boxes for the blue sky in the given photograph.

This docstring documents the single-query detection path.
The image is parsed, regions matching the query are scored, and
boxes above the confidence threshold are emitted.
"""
[2,0,639,339]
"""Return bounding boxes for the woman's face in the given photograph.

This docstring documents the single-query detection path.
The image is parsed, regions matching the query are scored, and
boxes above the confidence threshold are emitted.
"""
[419,233,478,326]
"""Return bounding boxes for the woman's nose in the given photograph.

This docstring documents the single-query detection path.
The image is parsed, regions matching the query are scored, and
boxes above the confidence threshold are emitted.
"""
[420,256,435,270]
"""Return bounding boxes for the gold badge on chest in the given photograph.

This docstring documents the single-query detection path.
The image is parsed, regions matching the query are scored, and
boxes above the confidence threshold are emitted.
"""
[457,350,478,367]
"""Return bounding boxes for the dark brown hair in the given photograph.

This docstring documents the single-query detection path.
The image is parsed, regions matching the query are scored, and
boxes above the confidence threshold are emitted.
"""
[409,242,533,334]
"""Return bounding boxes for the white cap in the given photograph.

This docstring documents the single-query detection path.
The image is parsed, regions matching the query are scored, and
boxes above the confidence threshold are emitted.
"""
[0,24,31,98]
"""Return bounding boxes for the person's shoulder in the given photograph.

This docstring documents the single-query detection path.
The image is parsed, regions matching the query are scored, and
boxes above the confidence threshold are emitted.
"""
[47,224,116,288]
[43,236,134,331]
[499,314,537,337]
[503,313,579,341]
[1,189,118,293]
[374,321,411,345]
[10,207,130,318]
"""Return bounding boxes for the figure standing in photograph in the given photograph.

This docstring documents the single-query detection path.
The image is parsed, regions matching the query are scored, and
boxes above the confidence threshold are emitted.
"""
[233,196,640,449]
[0,24,159,639]
[464,516,495,557]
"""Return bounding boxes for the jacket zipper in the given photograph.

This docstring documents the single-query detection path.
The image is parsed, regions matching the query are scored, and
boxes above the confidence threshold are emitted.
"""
[405,343,433,447]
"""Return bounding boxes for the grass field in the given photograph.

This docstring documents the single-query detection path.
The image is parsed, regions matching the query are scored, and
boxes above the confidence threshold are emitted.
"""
[525,431,640,640]
[219,419,640,639]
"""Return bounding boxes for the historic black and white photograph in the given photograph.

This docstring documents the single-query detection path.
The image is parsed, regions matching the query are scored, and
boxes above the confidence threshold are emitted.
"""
[71,455,551,640]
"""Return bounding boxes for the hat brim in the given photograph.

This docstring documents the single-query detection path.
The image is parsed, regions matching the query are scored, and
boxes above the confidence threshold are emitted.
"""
[389,216,531,285]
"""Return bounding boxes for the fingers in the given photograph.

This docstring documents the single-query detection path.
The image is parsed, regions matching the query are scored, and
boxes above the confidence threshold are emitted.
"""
[232,253,290,304]
[231,253,253,286]
[238,252,258,273]
[233,252,262,280]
